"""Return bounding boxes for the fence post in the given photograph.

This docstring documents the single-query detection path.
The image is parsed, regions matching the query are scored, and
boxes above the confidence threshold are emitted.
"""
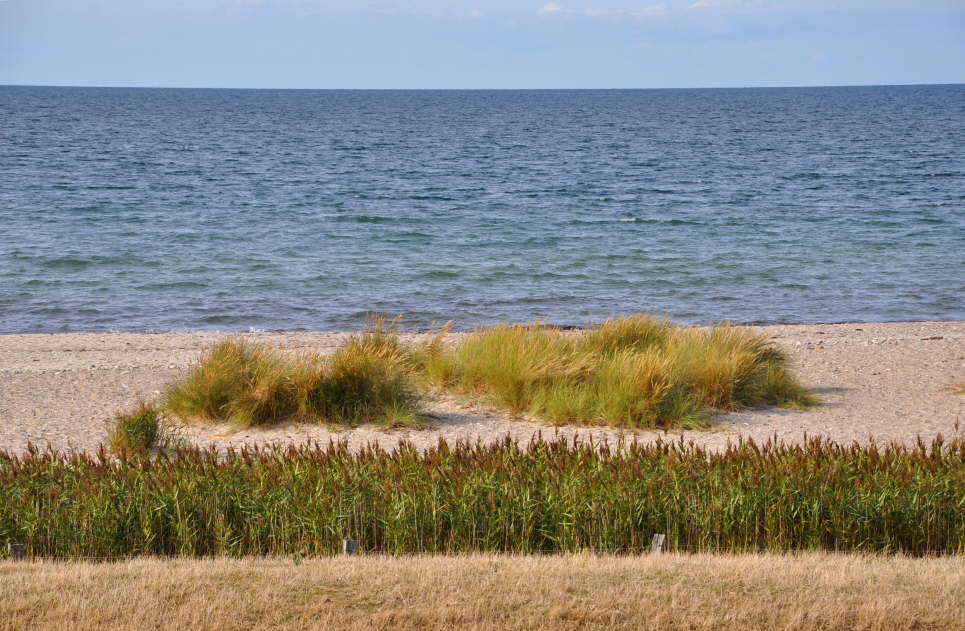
[650,534,665,555]
[7,542,26,561]
[341,539,358,556]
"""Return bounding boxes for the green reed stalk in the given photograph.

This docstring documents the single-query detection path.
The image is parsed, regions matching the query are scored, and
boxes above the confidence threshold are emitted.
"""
[1,436,962,558]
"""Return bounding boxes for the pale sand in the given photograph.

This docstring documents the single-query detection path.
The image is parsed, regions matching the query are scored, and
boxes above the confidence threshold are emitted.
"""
[1,321,963,454]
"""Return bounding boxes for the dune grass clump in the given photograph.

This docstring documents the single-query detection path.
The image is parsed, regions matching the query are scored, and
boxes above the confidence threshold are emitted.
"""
[417,314,816,429]
[163,329,421,428]
[297,332,420,428]
[164,340,298,426]
[161,314,814,430]
[105,402,170,454]
[1,436,962,557]
[665,325,816,411]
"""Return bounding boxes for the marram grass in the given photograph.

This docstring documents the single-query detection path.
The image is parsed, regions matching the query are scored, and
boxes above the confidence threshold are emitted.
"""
[161,314,815,430]
[1,436,963,558]
[413,315,816,429]
[164,332,419,428]
[105,402,162,453]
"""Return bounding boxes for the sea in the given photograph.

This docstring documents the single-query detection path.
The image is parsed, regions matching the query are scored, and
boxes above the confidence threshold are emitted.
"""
[1,84,963,334]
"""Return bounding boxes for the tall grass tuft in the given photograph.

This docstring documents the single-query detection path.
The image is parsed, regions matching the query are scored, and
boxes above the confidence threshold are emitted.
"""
[105,402,167,454]
[666,325,817,410]
[161,341,236,422]
[164,324,421,428]
[299,334,420,428]
[164,339,298,426]
[419,315,815,428]
[1,436,962,558]
[576,313,672,355]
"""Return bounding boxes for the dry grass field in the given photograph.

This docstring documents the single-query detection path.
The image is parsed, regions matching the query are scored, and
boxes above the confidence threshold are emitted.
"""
[1,553,963,631]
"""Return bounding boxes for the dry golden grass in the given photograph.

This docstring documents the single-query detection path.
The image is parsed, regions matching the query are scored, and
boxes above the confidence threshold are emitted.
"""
[2,553,962,630]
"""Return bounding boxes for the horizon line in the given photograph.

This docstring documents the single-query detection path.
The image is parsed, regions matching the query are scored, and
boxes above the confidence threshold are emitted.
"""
[2,81,963,91]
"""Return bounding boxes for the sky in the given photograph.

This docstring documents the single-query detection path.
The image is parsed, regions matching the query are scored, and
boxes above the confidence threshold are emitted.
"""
[0,0,963,89]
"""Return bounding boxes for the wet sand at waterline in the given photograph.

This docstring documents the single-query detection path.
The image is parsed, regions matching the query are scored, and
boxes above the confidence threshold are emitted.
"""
[1,321,962,454]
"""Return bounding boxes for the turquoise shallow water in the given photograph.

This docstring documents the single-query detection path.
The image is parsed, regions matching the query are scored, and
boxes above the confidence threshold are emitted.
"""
[1,85,963,333]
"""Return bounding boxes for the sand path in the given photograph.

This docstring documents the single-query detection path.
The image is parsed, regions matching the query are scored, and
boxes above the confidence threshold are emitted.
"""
[1,322,963,453]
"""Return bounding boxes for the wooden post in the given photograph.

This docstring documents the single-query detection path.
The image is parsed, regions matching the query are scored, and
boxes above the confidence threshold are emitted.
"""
[7,542,26,561]
[341,539,358,556]
[650,534,665,555]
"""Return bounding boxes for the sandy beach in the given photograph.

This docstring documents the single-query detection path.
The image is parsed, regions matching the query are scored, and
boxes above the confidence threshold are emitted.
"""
[1,321,963,454]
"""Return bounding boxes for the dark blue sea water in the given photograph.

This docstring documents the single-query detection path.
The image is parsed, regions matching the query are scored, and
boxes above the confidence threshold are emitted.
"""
[1,85,963,333]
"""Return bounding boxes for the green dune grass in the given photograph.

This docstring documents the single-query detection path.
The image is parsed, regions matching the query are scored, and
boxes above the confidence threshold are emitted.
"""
[105,401,166,454]
[164,329,420,429]
[413,314,816,429]
[160,314,816,430]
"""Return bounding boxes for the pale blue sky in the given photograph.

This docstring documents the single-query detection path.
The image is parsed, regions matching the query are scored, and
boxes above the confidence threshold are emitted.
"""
[1,0,962,88]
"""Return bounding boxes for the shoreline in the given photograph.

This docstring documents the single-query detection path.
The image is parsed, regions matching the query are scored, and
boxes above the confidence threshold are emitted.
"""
[1,320,963,454]
[5,316,964,337]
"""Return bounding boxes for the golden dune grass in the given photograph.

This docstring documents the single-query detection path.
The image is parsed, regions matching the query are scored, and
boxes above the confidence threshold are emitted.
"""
[415,316,816,429]
[1,553,962,630]
[159,315,815,432]
[163,333,420,428]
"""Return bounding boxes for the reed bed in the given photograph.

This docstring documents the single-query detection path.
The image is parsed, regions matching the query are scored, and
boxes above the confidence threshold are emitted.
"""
[414,315,816,428]
[2,436,962,558]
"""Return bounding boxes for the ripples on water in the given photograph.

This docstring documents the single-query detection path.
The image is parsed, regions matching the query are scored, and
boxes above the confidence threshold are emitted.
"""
[1,85,963,333]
